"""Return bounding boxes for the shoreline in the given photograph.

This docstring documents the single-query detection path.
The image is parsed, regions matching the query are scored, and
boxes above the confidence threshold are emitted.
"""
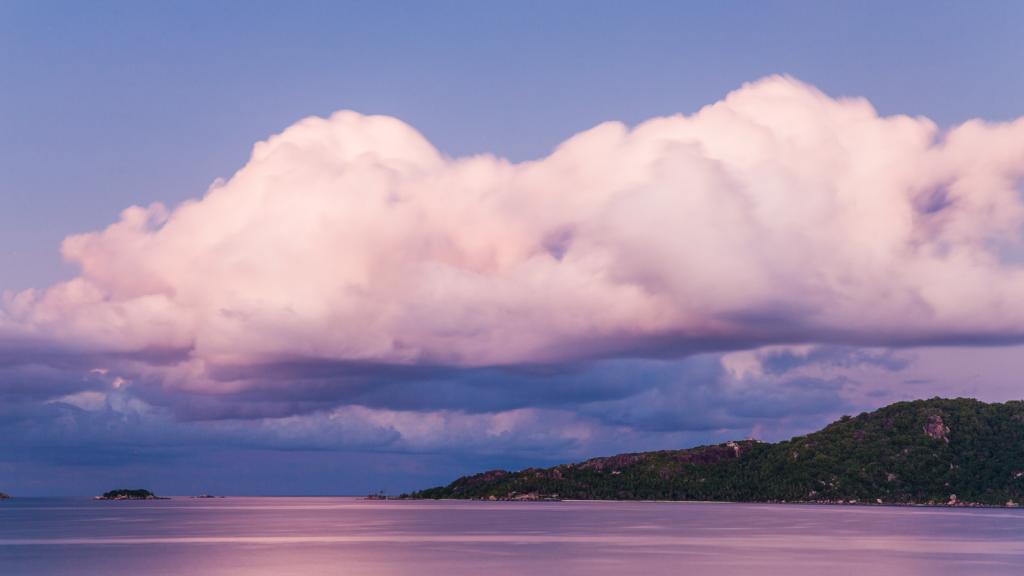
[398,497,1023,509]
[5,495,1021,509]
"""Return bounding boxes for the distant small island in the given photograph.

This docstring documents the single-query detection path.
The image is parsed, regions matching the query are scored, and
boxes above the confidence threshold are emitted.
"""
[0,492,10,500]
[407,398,1024,507]
[95,489,167,500]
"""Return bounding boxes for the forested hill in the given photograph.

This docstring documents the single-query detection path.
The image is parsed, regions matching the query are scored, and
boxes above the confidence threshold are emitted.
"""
[407,398,1024,506]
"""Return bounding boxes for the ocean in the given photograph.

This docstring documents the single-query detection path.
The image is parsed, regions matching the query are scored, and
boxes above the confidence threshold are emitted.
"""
[1,497,1022,575]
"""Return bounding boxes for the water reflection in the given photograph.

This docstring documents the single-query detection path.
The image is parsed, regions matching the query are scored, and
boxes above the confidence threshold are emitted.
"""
[1,498,1022,575]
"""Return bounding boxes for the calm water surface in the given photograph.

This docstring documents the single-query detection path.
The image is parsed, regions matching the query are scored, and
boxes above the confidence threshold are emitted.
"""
[1,497,1022,575]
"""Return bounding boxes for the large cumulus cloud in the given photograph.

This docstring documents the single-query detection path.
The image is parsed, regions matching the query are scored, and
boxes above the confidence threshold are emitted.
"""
[6,75,1024,495]
[3,75,1024,441]
[6,75,1024,388]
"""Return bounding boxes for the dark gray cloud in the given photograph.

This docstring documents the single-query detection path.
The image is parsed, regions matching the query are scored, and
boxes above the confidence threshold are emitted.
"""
[579,357,853,433]
[758,346,910,376]
[0,338,1005,495]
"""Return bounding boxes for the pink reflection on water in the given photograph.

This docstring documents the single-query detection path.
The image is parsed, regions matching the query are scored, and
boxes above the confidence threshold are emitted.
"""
[1,498,1022,575]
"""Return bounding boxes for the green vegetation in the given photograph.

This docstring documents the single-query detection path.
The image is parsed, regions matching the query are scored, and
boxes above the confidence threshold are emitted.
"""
[407,398,1024,506]
[97,488,162,500]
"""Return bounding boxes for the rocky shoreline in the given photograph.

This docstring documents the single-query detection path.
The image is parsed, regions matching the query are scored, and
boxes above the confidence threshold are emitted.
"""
[407,494,1022,508]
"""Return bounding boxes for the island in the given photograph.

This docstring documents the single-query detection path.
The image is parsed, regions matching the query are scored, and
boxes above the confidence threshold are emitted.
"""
[0,492,9,500]
[406,398,1024,507]
[95,489,167,500]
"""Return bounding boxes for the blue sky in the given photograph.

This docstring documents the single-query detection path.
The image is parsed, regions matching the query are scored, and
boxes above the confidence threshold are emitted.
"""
[4,1,1023,289]
[2,1,1024,495]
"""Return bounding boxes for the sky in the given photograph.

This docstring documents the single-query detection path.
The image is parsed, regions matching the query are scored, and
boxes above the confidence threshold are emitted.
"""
[1,0,1024,496]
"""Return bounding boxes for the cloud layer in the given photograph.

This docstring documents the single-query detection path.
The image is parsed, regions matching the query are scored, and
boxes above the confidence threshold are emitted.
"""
[6,76,1024,383]
[3,76,1024,493]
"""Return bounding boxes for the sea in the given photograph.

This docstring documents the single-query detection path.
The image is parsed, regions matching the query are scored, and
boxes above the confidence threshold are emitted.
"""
[1,497,1022,575]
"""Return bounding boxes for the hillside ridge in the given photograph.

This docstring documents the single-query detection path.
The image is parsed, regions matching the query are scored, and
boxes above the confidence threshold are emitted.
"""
[406,398,1024,506]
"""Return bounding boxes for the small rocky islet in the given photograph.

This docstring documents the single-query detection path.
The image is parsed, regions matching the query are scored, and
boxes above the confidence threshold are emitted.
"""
[95,489,167,500]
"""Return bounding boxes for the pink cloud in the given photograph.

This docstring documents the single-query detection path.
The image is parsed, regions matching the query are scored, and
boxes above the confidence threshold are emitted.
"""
[3,76,1024,392]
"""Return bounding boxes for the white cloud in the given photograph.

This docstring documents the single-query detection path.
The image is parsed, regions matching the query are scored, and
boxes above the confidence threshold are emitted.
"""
[4,76,1024,394]
[48,390,108,411]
